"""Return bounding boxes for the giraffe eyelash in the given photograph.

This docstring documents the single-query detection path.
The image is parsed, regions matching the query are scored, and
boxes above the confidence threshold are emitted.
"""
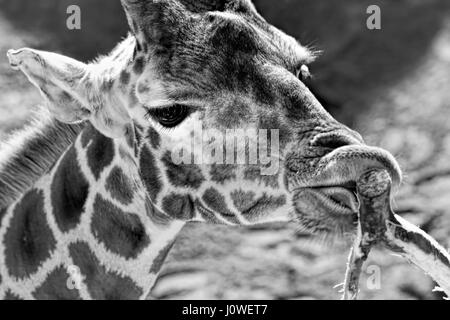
[144,104,193,129]
[143,112,176,134]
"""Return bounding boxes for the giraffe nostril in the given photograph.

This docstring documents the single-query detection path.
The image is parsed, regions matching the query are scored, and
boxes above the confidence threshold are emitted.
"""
[311,133,356,151]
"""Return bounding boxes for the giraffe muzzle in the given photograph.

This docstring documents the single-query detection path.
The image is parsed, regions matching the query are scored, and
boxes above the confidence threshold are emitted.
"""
[6,49,22,70]
[310,145,402,189]
[291,145,401,234]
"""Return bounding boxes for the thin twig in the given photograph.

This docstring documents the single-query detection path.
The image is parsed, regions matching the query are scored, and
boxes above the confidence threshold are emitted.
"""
[342,169,450,300]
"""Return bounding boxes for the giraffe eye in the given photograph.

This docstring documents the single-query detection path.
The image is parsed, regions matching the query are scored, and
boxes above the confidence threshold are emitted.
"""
[297,64,311,82]
[145,105,191,128]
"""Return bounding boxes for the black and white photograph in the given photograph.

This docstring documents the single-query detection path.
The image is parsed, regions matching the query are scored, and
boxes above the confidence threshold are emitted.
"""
[0,0,449,305]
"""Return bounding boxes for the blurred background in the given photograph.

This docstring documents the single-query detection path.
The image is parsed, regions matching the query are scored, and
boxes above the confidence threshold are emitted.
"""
[0,0,449,299]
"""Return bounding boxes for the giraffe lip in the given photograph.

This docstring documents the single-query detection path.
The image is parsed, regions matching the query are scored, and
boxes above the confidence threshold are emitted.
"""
[310,180,357,190]
[7,50,21,70]
[9,62,20,70]
[308,185,359,214]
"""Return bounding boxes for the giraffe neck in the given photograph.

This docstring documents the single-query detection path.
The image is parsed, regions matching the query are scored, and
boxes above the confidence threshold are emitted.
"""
[0,123,185,300]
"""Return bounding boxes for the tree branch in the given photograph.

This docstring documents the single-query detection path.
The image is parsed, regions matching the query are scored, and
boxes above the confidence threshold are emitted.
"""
[342,169,450,300]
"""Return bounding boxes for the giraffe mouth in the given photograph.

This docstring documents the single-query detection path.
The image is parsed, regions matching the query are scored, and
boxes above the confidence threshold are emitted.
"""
[290,145,400,233]
[307,183,359,215]
[7,49,22,70]
[291,145,402,192]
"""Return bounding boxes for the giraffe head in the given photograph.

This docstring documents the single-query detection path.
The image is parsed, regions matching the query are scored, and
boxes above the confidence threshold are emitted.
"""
[7,0,401,236]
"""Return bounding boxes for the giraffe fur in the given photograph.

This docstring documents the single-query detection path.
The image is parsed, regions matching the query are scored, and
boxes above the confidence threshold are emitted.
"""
[0,0,402,299]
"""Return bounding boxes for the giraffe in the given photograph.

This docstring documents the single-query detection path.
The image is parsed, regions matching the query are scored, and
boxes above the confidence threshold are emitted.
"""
[0,0,402,300]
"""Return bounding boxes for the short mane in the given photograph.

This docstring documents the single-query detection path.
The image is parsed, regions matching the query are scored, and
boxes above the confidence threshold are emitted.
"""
[0,107,85,209]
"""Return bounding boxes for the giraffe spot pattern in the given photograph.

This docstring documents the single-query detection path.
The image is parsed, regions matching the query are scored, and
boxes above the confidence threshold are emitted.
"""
[91,195,150,259]
[81,125,115,180]
[145,198,172,226]
[140,145,162,202]
[258,112,292,148]
[162,152,205,189]
[133,57,145,75]
[142,43,149,54]
[51,145,89,233]
[161,193,195,220]
[105,167,134,205]
[134,123,144,148]
[137,82,150,94]
[202,188,239,224]
[101,79,115,91]
[147,127,161,149]
[69,242,143,300]
[4,290,22,300]
[149,242,175,274]
[230,190,256,212]
[0,206,6,228]
[128,85,139,109]
[119,70,131,85]
[4,189,56,279]
[80,124,94,148]
[125,124,135,150]
[230,191,286,222]
[209,164,237,183]
[244,165,279,188]
[195,199,223,224]
[33,266,81,300]
[215,99,252,127]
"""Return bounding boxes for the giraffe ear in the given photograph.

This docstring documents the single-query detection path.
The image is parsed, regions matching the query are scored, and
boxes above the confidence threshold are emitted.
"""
[7,48,133,140]
[7,48,91,123]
